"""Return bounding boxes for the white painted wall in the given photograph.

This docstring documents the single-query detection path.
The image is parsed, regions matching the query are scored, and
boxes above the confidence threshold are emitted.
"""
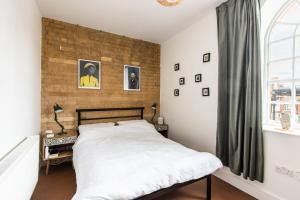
[160,3,300,200]
[161,10,219,154]
[0,0,41,159]
[0,0,41,199]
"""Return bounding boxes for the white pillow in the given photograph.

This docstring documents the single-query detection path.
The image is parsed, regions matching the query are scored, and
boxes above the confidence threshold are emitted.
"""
[79,122,115,133]
[117,119,148,125]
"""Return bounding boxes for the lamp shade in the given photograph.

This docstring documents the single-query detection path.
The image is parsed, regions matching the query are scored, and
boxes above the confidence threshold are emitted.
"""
[53,104,63,113]
[151,103,157,110]
[157,0,182,7]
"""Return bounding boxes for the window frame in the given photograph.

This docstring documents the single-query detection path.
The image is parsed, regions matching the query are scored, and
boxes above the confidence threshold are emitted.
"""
[264,0,300,130]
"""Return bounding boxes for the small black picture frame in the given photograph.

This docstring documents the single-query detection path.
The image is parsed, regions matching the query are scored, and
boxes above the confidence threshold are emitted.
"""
[174,89,179,96]
[179,77,185,85]
[195,74,202,82]
[174,63,180,71]
[202,88,210,96]
[203,53,211,63]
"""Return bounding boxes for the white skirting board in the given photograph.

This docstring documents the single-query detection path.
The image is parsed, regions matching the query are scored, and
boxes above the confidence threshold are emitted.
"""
[0,135,39,200]
[214,168,284,200]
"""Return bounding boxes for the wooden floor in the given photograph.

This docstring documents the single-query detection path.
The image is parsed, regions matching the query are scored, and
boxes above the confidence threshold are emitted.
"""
[31,163,256,200]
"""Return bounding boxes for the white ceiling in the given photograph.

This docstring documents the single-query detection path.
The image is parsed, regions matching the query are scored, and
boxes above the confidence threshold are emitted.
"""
[37,0,224,44]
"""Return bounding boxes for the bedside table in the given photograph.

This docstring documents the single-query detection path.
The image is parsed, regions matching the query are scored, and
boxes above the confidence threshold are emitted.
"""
[155,124,168,138]
[41,130,77,175]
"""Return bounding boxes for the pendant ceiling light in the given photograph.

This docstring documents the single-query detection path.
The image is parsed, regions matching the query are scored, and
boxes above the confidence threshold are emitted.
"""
[157,0,183,7]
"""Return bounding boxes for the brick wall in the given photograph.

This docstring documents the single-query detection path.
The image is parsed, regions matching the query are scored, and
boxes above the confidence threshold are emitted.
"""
[41,18,160,134]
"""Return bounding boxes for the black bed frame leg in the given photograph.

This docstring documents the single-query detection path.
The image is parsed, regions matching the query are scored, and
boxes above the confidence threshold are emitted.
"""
[206,175,211,200]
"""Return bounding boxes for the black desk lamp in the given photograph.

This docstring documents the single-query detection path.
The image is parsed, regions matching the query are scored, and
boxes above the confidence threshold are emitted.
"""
[54,104,65,135]
[151,103,157,123]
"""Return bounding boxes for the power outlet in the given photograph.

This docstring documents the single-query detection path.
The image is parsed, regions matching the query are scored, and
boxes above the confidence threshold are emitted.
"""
[295,171,300,181]
[276,166,294,177]
[275,166,282,173]
[276,165,300,181]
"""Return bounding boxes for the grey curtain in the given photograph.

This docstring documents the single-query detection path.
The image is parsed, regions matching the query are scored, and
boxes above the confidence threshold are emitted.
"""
[216,0,264,182]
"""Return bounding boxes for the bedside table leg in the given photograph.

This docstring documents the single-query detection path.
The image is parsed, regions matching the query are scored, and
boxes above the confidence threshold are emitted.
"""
[46,160,50,175]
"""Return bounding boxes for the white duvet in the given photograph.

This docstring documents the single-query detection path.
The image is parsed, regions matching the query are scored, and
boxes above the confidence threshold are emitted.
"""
[72,121,222,200]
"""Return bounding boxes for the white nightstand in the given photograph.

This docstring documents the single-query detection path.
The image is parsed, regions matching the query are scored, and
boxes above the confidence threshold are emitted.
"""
[41,130,77,175]
[155,124,168,138]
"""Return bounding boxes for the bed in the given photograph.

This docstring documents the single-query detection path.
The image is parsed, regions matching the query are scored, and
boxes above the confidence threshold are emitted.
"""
[73,107,222,200]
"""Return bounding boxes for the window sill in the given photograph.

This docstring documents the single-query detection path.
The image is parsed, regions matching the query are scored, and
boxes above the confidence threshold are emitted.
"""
[263,125,300,137]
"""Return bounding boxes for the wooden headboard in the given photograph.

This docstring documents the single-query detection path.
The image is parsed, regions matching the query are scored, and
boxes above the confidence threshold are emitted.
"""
[75,107,145,128]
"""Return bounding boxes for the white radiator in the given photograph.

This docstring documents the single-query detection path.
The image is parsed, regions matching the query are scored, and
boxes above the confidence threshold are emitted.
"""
[0,135,39,200]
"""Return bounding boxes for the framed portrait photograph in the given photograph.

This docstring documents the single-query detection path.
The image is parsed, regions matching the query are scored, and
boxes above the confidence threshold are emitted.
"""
[280,112,291,130]
[124,65,141,91]
[202,88,210,96]
[174,63,180,71]
[78,59,101,89]
[195,74,202,82]
[174,89,179,96]
[179,77,185,85]
[203,53,211,63]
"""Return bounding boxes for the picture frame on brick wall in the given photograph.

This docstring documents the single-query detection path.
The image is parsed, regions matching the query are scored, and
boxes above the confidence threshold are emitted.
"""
[78,59,101,90]
[124,65,141,91]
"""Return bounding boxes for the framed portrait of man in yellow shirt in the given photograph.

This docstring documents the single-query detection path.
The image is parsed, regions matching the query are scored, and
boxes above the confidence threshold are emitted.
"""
[78,59,101,89]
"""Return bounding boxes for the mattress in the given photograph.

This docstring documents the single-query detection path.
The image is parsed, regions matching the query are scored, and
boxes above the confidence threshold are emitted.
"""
[72,121,222,200]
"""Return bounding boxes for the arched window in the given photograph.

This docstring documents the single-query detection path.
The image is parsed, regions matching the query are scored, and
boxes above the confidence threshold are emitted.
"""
[266,0,300,129]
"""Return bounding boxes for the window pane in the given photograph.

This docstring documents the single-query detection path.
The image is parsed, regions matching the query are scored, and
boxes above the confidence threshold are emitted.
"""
[277,2,300,24]
[269,59,293,80]
[295,37,300,57]
[269,83,292,103]
[269,39,293,61]
[297,25,300,35]
[268,103,291,122]
[269,24,296,42]
[296,104,300,124]
[295,58,300,79]
[296,83,300,103]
